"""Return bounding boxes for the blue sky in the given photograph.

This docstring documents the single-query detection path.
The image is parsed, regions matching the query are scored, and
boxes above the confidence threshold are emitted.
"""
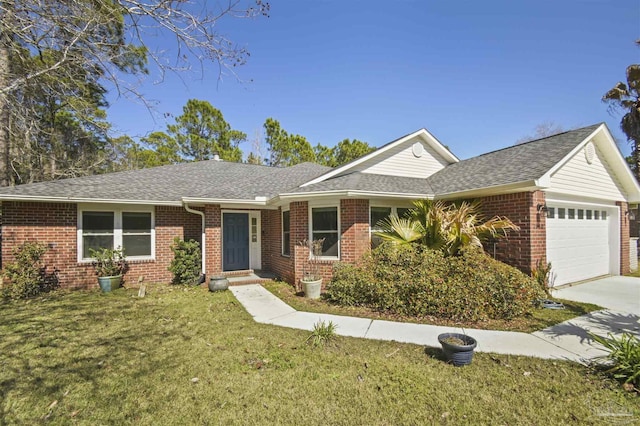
[106,1,640,160]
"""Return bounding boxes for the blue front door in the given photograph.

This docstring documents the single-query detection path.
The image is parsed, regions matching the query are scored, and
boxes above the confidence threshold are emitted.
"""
[223,213,249,271]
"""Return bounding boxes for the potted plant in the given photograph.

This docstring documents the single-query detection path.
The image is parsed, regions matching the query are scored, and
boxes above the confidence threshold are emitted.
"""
[90,247,126,292]
[297,238,325,299]
[437,332,477,366]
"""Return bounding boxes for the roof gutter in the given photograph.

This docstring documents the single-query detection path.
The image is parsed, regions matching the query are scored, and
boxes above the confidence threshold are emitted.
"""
[433,180,544,200]
[183,203,206,278]
[275,190,433,202]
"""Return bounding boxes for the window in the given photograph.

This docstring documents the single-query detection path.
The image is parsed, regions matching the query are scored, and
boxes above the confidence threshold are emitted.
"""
[547,207,555,219]
[594,210,600,220]
[586,210,592,220]
[568,209,575,219]
[122,212,152,257]
[578,209,584,219]
[282,210,290,256]
[370,207,392,248]
[558,208,565,219]
[311,207,339,257]
[79,207,154,260]
[601,211,607,220]
[82,212,114,258]
[370,206,413,248]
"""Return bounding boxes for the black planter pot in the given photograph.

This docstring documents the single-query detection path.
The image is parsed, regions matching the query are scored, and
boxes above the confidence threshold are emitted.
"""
[437,333,477,366]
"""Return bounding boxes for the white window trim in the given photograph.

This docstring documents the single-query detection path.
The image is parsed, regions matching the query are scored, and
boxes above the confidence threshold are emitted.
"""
[282,208,291,257]
[308,204,340,260]
[77,204,155,262]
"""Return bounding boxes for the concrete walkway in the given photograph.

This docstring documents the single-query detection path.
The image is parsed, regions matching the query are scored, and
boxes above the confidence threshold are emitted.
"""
[228,283,636,364]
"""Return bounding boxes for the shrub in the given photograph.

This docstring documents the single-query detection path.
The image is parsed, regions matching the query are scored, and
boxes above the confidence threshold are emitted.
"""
[2,242,59,300]
[325,243,544,322]
[168,238,202,285]
[590,332,640,388]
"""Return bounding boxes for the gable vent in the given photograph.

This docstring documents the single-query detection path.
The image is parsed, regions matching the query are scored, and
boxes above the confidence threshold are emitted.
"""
[584,142,595,164]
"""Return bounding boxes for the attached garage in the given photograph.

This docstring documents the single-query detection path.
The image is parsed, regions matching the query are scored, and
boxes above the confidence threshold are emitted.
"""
[545,202,619,286]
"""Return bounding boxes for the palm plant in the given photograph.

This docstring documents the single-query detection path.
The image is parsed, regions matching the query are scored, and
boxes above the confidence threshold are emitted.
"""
[375,199,519,256]
[602,43,640,182]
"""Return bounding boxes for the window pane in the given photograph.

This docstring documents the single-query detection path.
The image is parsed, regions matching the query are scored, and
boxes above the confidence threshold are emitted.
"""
[594,210,600,220]
[558,208,565,219]
[586,210,592,219]
[371,207,391,229]
[312,207,337,231]
[578,209,584,219]
[396,208,411,218]
[282,211,290,256]
[83,235,114,258]
[283,233,290,256]
[123,212,151,233]
[546,207,555,219]
[601,211,607,220]
[123,235,151,257]
[568,209,575,219]
[312,232,339,257]
[83,212,114,233]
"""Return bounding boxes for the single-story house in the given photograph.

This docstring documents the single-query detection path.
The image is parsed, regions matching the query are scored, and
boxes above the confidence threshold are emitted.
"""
[0,122,638,289]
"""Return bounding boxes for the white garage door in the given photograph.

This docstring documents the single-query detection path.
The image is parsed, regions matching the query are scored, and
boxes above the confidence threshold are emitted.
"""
[546,204,617,286]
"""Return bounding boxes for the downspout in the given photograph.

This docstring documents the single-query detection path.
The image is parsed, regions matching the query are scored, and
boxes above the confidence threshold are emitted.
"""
[184,203,206,282]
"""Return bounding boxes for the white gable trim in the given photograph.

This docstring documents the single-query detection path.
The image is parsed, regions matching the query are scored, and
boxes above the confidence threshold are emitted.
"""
[300,129,459,187]
[540,124,640,203]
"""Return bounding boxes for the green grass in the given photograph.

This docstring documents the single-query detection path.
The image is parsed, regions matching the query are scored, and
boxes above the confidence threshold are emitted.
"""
[1,285,637,425]
[264,281,603,333]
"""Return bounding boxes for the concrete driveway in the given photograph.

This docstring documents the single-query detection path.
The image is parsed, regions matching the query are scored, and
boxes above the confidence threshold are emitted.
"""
[552,276,640,315]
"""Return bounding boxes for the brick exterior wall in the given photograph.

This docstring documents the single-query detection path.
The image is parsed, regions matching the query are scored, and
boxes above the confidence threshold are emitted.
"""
[340,199,370,264]
[475,191,546,275]
[617,201,631,275]
[204,204,222,276]
[261,208,295,283]
[1,202,203,290]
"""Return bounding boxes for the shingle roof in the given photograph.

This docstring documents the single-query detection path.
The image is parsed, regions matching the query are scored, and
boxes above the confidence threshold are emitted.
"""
[0,124,604,203]
[283,172,434,196]
[427,124,602,195]
[0,160,331,203]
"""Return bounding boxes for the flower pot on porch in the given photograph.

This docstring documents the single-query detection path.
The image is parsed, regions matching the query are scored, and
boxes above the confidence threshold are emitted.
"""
[301,278,322,299]
[438,333,477,366]
[98,275,122,292]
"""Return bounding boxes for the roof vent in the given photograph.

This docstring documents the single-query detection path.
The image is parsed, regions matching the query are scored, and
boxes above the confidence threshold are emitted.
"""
[212,152,221,161]
[584,142,595,164]
[412,142,424,158]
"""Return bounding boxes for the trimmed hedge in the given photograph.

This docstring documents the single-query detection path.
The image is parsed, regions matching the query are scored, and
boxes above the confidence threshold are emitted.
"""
[325,244,544,322]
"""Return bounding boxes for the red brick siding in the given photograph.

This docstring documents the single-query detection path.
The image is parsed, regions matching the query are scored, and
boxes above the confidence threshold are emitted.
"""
[340,199,370,263]
[204,204,222,276]
[617,201,630,275]
[475,191,546,275]
[1,202,205,290]
[261,208,295,283]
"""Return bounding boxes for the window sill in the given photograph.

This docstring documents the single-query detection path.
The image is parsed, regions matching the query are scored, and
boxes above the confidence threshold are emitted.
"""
[78,257,155,265]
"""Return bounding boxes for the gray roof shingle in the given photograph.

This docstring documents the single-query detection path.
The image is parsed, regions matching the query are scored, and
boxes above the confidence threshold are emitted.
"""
[427,124,601,195]
[284,172,434,196]
[0,160,331,203]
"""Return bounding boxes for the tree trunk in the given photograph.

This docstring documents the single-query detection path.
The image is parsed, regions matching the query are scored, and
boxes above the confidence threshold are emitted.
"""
[0,0,12,186]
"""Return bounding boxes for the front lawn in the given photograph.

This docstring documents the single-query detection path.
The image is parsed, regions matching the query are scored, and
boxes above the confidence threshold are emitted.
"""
[264,281,602,333]
[1,285,636,425]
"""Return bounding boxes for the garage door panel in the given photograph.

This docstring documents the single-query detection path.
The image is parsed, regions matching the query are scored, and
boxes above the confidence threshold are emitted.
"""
[546,204,614,286]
